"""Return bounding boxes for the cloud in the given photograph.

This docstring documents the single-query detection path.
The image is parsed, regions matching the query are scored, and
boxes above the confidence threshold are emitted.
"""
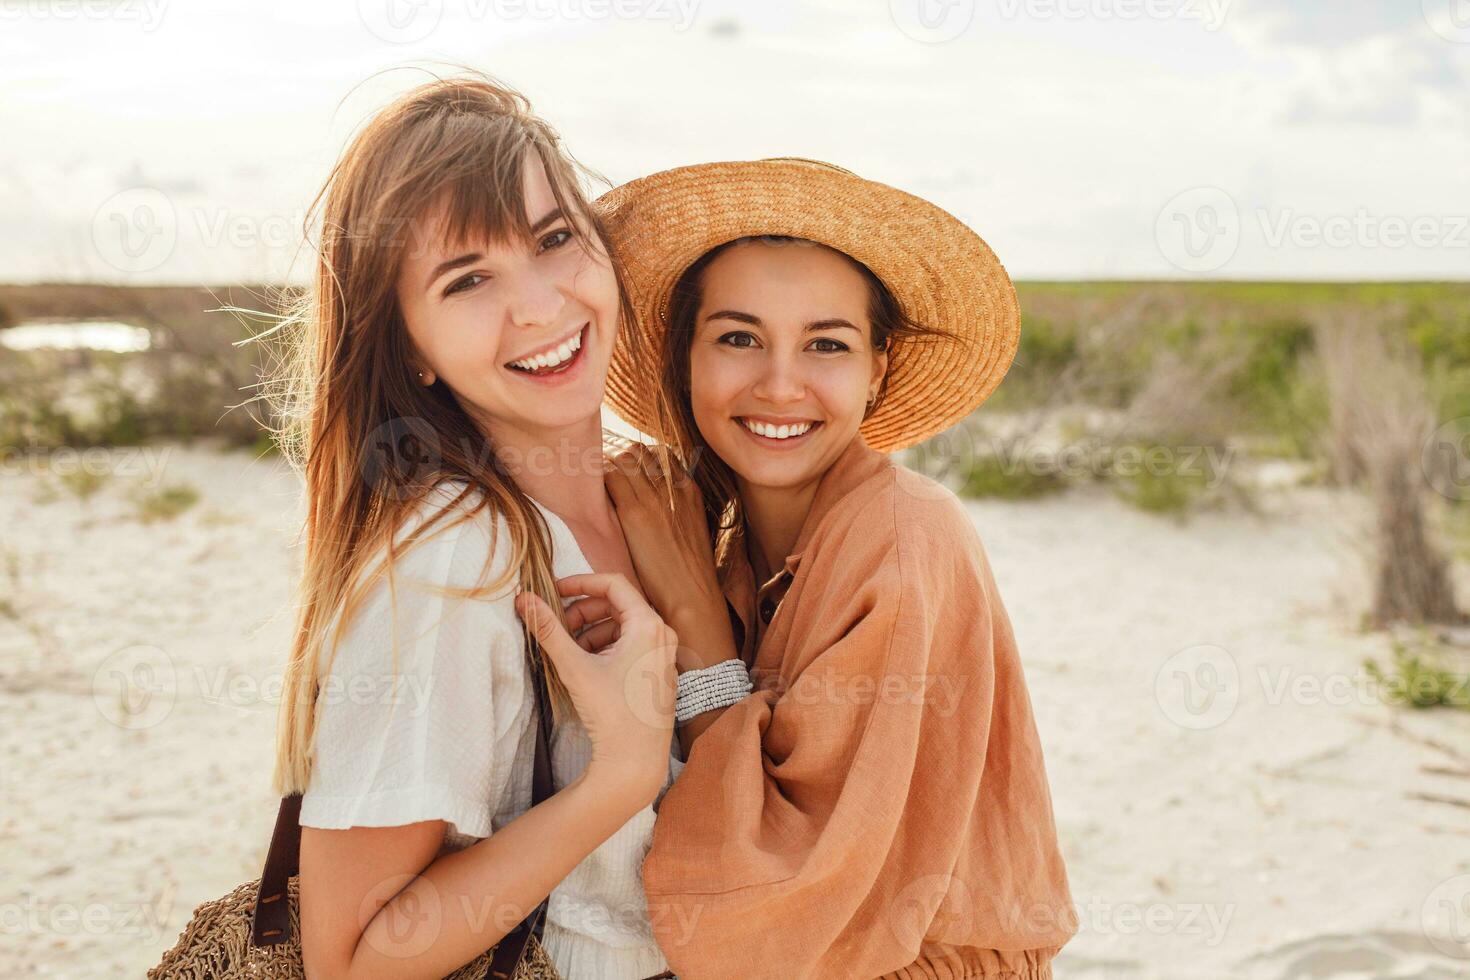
[1225,0,1469,127]
[1227,0,1430,49]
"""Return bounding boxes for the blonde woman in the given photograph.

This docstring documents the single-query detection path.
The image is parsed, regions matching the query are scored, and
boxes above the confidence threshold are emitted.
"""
[269,78,679,980]
[593,160,1077,978]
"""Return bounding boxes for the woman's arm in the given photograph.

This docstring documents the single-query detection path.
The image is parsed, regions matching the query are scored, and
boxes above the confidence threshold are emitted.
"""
[300,765,651,980]
[639,497,1026,979]
[298,500,676,980]
[602,446,743,756]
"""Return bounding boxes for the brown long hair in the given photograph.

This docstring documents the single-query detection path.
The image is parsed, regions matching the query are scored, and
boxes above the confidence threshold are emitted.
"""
[266,74,636,795]
[651,235,944,557]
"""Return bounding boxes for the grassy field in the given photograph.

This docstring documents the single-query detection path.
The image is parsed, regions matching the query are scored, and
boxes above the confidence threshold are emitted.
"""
[2,280,1469,502]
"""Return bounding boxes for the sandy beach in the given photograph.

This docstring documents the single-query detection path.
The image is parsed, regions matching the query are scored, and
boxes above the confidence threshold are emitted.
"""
[3,444,1468,979]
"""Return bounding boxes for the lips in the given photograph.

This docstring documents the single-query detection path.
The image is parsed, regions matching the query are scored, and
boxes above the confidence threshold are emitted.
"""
[506,324,587,375]
[736,417,822,442]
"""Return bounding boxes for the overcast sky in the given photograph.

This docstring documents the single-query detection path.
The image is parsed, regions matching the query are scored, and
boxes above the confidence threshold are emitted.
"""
[2,0,1467,283]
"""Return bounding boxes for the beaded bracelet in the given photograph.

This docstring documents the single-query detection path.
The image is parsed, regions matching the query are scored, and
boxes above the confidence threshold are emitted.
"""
[675,659,753,724]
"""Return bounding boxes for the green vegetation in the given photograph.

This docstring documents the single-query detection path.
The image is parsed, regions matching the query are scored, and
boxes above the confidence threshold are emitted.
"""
[1364,638,1470,711]
[0,283,282,450]
[1108,446,1212,516]
[131,482,201,523]
[6,281,1470,531]
[959,282,1470,520]
[958,453,1068,500]
[59,468,107,501]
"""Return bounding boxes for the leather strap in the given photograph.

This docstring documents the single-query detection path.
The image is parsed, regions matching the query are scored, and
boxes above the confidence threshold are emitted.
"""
[252,641,558,980]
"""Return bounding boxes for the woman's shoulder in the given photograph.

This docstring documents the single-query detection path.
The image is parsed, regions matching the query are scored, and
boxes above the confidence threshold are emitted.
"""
[377,479,520,595]
[812,461,982,567]
[319,480,530,692]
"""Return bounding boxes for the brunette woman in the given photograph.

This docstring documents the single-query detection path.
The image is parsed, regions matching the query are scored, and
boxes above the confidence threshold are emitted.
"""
[592,159,1077,979]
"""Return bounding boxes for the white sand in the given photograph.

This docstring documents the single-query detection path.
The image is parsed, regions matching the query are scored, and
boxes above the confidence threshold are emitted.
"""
[3,445,1468,978]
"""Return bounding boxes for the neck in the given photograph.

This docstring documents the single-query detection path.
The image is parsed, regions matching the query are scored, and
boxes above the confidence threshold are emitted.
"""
[481,413,617,535]
[737,476,821,583]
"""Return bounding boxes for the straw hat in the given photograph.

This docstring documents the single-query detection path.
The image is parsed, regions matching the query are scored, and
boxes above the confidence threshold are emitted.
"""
[595,158,1020,454]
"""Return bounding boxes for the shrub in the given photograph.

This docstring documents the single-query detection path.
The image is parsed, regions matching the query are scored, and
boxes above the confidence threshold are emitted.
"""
[131,483,201,523]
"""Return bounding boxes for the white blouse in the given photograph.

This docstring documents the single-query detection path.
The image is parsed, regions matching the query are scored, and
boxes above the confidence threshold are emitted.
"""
[300,481,681,979]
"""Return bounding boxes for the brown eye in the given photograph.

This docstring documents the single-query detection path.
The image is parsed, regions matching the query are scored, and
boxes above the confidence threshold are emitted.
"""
[718,331,758,348]
[539,229,572,253]
[809,337,850,353]
[445,273,486,297]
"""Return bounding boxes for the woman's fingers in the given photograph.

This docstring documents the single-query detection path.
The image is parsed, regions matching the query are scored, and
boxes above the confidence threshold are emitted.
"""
[563,596,613,635]
[513,592,581,671]
[607,446,670,508]
[556,573,647,618]
[574,619,620,653]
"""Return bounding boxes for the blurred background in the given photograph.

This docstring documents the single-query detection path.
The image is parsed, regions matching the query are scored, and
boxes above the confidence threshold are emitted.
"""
[3,2,1470,977]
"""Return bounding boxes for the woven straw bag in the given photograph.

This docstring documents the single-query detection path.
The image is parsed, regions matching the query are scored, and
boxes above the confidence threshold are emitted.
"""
[149,661,562,980]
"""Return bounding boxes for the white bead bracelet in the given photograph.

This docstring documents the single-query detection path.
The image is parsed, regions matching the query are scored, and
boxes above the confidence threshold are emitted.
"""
[675,659,753,724]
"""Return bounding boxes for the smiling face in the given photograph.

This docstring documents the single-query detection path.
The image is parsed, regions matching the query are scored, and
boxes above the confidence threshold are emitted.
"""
[395,152,620,444]
[687,239,888,495]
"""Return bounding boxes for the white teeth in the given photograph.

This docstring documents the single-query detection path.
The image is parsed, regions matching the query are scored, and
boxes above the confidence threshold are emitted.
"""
[741,419,813,440]
[511,328,584,372]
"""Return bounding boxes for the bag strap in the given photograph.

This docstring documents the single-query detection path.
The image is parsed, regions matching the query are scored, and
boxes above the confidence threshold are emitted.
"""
[252,644,559,980]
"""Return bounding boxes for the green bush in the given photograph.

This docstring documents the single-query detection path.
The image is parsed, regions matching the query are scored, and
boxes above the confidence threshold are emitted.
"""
[131,483,201,523]
[59,469,107,501]
[1364,641,1470,711]
[958,453,1068,500]
[1109,444,1211,516]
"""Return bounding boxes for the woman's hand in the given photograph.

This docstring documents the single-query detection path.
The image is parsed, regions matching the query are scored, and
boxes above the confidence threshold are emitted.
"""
[515,573,676,806]
[604,444,735,670]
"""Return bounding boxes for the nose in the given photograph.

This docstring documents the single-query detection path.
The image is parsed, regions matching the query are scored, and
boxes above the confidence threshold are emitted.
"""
[749,349,807,406]
[504,264,566,331]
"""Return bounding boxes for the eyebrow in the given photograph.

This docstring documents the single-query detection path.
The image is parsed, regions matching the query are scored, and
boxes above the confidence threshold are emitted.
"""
[529,206,565,234]
[427,252,481,291]
[704,310,862,333]
[424,208,569,292]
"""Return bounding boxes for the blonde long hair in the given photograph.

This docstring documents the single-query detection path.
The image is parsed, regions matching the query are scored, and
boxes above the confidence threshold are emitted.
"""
[266,74,635,796]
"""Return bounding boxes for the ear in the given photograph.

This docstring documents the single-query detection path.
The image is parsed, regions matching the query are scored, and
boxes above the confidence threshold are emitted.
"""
[414,365,436,386]
[867,346,889,403]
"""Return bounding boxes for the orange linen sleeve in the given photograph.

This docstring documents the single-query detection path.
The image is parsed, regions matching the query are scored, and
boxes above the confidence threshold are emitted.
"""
[641,489,1049,979]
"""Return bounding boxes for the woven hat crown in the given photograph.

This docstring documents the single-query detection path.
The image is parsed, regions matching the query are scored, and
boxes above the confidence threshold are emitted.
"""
[596,158,1020,453]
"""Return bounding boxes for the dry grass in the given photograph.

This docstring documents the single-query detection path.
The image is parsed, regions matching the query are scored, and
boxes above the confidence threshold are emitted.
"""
[130,482,202,523]
[0,283,289,448]
[1314,310,1465,627]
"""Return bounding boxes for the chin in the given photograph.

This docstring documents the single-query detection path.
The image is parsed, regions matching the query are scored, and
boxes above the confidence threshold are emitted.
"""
[715,446,815,491]
[534,389,606,429]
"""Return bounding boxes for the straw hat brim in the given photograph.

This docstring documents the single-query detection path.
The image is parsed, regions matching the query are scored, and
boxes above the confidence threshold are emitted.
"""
[595,158,1019,454]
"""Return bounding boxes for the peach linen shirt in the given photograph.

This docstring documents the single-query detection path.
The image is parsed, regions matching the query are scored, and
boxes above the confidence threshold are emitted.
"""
[641,435,1076,980]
